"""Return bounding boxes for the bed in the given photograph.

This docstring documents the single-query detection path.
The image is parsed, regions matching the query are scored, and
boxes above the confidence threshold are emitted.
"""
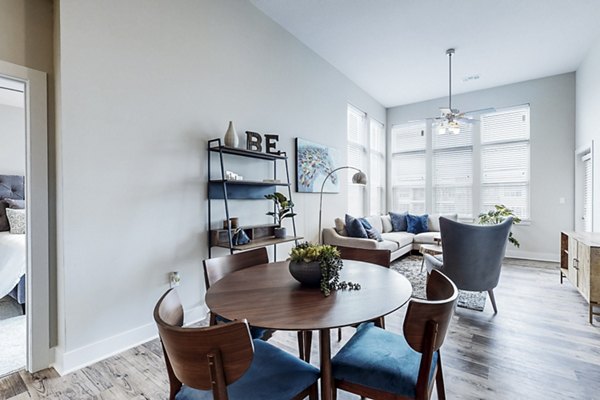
[0,175,26,310]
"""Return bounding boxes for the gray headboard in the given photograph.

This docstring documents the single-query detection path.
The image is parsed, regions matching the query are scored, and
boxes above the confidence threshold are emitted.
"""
[0,175,24,200]
[0,175,25,231]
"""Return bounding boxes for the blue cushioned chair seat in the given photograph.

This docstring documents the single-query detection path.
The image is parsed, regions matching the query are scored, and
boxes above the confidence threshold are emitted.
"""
[215,315,267,339]
[332,323,438,398]
[175,339,319,400]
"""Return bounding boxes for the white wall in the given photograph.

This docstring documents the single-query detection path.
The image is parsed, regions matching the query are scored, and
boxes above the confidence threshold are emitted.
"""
[0,102,25,175]
[387,73,576,261]
[576,35,600,232]
[55,0,384,372]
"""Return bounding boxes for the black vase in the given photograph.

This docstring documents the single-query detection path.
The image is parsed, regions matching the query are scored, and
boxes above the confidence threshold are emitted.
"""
[274,226,286,239]
[289,261,321,287]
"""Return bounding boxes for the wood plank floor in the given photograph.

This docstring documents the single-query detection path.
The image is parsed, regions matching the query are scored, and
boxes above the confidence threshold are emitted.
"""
[1,259,600,399]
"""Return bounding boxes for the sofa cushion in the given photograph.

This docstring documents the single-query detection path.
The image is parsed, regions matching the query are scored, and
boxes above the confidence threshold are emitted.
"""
[381,232,414,248]
[413,232,441,245]
[406,214,428,234]
[428,214,458,232]
[381,214,393,233]
[376,240,399,252]
[334,218,347,236]
[363,216,383,233]
[389,211,408,232]
[346,214,368,239]
[359,218,383,242]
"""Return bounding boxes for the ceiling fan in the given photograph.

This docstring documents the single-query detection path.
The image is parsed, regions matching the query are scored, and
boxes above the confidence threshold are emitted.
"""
[435,48,472,135]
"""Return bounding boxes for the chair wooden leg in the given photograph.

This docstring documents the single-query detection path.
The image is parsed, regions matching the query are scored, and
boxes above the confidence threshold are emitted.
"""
[297,331,305,360]
[436,352,446,400]
[308,382,318,400]
[488,289,498,314]
[337,327,342,342]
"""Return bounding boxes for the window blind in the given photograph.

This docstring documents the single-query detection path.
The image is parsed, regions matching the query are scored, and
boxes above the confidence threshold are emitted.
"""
[369,119,386,215]
[583,154,593,232]
[391,122,426,213]
[392,122,426,152]
[480,105,530,219]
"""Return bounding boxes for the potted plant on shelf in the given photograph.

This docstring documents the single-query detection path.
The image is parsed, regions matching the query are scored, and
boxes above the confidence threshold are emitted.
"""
[289,242,361,296]
[265,192,296,239]
[477,204,522,247]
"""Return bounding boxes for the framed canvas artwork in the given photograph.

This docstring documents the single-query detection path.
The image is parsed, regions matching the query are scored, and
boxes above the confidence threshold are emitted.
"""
[295,138,339,193]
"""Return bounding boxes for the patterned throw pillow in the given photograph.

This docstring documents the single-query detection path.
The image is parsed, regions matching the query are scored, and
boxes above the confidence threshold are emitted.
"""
[359,218,383,242]
[406,213,428,234]
[389,211,408,232]
[345,214,368,239]
[6,208,25,234]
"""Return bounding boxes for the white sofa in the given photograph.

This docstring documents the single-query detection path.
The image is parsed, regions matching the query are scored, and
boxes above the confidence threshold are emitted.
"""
[322,213,457,261]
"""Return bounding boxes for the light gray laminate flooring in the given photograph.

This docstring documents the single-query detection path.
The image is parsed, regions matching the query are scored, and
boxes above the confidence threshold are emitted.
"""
[1,259,599,399]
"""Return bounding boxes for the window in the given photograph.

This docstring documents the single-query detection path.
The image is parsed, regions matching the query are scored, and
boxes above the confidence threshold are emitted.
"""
[480,106,530,219]
[583,153,593,232]
[391,122,426,214]
[347,105,386,216]
[369,119,386,215]
[432,122,473,218]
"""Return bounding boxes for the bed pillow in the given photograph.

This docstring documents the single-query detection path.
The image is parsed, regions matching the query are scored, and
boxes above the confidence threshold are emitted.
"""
[6,208,25,234]
[389,211,408,232]
[359,218,383,242]
[345,214,368,239]
[406,213,428,234]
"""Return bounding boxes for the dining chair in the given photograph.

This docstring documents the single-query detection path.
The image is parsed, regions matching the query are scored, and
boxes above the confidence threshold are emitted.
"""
[331,269,458,400]
[203,247,312,362]
[424,216,512,314]
[154,289,320,400]
[335,246,391,341]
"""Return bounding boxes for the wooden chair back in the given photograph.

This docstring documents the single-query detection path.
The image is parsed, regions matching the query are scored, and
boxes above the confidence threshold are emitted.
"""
[203,247,269,289]
[336,246,391,268]
[154,289,254,400]
[403,270,457,398]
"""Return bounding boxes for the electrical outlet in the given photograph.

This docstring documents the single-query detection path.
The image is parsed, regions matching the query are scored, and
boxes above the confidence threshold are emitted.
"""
[169,271,181,288]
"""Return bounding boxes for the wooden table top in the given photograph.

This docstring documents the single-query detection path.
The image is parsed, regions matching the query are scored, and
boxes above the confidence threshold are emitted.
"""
[205,260,413,331]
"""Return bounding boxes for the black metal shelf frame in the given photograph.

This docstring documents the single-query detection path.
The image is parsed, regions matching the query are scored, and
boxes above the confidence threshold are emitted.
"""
[207,138,299,258]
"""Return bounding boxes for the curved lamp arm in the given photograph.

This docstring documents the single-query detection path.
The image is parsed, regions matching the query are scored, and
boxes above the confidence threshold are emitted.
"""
[318,166,367,244]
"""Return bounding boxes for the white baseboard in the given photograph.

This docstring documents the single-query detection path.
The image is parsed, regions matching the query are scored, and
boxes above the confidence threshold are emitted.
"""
[505,249,559,262]
[52,304,208,376]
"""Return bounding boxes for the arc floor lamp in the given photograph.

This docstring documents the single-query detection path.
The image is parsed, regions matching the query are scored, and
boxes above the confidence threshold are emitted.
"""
[318,166,367,244]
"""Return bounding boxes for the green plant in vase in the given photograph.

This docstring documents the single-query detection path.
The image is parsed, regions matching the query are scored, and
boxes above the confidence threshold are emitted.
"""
[289,242,361,296]
[265,192,296,239]
[477,204,522,248]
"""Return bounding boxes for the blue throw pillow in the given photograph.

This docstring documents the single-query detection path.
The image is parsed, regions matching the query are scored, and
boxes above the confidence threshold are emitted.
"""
[406,214,428,234]
[359,218,383,242]
[345,214,368,238]
[389,211,408,232]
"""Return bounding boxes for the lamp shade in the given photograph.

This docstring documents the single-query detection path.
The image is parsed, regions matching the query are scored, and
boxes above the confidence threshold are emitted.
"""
[352,171,367,185]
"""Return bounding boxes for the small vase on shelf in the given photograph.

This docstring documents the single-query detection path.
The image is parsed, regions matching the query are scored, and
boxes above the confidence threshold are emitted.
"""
[224,121,239,148]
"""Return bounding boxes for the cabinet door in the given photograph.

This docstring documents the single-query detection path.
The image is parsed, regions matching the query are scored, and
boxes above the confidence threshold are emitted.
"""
[590,247,600,303]
[578,241,590,301]
[567,236,579,285]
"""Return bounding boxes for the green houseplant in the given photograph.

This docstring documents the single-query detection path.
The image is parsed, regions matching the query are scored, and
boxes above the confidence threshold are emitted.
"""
[265,192,296,238]
[289,242,360,296]
[477,204,522,248]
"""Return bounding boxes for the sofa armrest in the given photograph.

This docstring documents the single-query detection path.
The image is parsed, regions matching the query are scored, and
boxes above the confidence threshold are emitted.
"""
[322,228,378,249]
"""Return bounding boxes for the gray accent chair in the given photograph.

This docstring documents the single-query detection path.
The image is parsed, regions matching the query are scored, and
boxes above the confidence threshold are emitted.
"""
[424,216,513,314]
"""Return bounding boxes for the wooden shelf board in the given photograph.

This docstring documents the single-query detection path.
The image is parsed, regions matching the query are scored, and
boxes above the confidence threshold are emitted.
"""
[213,236,303,251]
[208,145,287,161]
[209,180,290,186]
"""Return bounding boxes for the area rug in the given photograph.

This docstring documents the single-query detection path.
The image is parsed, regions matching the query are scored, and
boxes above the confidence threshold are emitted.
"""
[0,296,26,377]
[391,255,487,311]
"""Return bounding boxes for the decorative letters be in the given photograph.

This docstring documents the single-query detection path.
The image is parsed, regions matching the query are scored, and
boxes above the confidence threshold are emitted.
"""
[246,131,281,155]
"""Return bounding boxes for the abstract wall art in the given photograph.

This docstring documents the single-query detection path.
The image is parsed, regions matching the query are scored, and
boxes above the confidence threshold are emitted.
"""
[295,138,339,193]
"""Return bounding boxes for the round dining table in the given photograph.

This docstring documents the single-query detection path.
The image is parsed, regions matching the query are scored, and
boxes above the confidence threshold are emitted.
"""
[205,259,413,400]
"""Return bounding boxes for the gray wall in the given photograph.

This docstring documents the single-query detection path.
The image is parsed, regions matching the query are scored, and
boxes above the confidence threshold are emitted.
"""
[387,73,576,261]
[55,0,384,371]
[576,36,600,232]
[0,102,25,175]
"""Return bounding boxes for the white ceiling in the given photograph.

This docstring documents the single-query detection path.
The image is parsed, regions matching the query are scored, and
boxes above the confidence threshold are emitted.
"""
[250,0,600,107]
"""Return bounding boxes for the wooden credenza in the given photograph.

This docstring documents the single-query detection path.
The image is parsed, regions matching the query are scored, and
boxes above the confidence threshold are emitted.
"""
[560,231,600,324]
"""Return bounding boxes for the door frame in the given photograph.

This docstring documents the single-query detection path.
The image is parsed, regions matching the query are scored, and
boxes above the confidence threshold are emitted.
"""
[0,59,50,372]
